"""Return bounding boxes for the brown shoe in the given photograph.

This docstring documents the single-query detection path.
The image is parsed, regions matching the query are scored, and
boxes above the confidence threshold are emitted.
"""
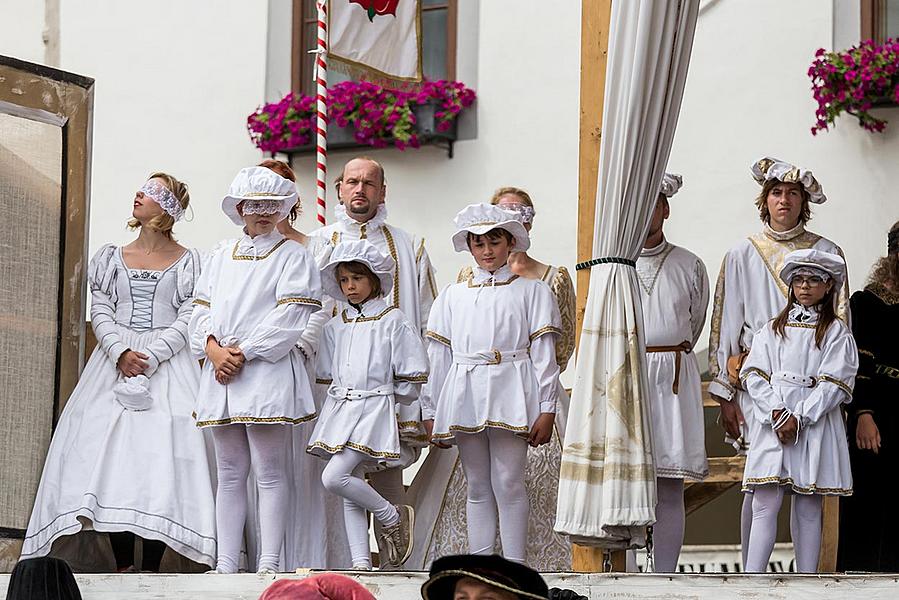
[378,504,414,569]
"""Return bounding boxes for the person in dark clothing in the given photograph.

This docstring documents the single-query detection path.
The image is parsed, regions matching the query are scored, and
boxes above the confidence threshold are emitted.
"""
[6,557,82,600]
[838,220,899,572]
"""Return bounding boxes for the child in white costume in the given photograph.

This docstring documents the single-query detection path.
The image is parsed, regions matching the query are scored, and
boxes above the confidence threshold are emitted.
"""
[422,203,561,564]
[741,249,858,573]
[189,167,323,574]
[308,240,426,570]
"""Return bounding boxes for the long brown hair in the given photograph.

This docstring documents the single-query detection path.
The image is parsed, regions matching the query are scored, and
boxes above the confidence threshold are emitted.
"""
[772,285,838,348]
[866,220,899,291]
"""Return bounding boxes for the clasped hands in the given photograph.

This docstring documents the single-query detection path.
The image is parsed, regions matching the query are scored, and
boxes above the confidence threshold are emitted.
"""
[771,408,799,445]
[206,337,245,385]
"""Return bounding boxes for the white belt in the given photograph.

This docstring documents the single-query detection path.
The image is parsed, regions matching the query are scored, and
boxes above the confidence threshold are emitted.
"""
[772,371,817,388]
[328,383,395,401]
[453,348,529,365]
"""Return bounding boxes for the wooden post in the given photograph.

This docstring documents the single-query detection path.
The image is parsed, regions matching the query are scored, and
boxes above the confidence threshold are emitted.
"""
[818,496,840,572]
[572,0,614,572]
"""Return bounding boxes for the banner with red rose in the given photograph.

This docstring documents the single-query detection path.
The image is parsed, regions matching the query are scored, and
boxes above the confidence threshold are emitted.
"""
[329,0,421,82]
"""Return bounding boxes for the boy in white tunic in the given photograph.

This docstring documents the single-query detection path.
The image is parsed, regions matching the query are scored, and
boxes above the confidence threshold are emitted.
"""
[741,249,857,573]
[308,240,427,570]
[637,173,709,572]
[189,167,323,574]
[422,203,561,565]
[707,157,849,566]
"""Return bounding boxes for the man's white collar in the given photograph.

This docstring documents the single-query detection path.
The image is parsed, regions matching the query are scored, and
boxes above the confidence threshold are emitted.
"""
[335,202,389,231]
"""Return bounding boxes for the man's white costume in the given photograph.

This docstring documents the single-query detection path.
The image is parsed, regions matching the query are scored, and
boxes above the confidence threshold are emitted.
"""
[638,236,709,480]
[309,204,438,454]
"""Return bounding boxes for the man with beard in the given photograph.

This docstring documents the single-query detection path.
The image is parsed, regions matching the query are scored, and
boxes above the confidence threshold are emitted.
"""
[309,156,438,565]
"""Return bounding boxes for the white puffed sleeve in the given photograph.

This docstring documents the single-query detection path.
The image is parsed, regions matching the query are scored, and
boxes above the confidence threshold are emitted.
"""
[297,235,333,360]
[141,249,202,375]
[421,288,453,421]
[689,256,710,347]
[708,250,744,401]
[739,325,784,424]
[88,244,128,365]
[188,246,221,360]
[793,324,858,426]
[238,246,323,363]
[528,281,562,413]
[391,316,430,406]
[314,320,336,386]
[414,236,438,335]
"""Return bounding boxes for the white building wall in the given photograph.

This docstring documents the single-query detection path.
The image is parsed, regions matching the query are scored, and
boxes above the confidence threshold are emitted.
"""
[0,0,46,64]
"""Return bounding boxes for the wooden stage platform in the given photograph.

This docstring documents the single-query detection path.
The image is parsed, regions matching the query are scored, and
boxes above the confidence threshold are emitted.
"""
[3,571,899,599]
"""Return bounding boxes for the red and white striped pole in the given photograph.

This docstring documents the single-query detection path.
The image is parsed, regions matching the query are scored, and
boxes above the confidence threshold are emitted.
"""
[315,0,328,225]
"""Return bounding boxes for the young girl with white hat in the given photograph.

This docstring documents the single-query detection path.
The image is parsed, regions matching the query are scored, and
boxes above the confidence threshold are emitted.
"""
[307,239,428,570]
[421,203,561,564]
[740,248,858,572]
[189,166,323,574]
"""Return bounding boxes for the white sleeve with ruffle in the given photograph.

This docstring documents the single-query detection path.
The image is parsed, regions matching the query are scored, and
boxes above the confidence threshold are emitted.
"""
[391,315,430,406]
[528,281,562,413]
[89,244,128,365]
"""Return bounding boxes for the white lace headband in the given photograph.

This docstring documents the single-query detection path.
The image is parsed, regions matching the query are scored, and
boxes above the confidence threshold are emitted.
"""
[140,181,184,221]
[499,202,535,224]
[240,199,283,215]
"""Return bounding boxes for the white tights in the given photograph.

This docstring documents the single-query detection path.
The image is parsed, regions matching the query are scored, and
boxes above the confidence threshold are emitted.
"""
[212,424,289,573]
[744,485,823,573]
[652,478,685,572]
[321,450,399,569]
[455,429,529,564]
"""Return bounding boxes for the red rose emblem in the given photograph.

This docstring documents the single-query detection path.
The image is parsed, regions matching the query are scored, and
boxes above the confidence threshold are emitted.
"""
[350,0,400,22]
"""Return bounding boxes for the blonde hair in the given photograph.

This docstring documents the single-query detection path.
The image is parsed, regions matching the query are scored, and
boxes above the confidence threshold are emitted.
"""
[490,186,533,208]
[128,172,190,239]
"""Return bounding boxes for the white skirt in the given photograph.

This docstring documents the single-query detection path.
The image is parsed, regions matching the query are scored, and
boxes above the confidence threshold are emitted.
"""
[307,392,402,466]
[431,363,541,444]
[743,406,852,496]
[194,347,317,427]
[22,325,217,566]
[646,352,708,481]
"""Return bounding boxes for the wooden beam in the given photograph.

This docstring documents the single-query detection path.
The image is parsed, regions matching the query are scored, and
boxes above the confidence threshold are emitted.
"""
[684,482,737,516]
[572,0,614,573]
[818,496,840,572]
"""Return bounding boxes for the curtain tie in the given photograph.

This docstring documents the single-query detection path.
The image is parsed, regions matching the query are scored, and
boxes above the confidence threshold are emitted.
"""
[575,256,636,270]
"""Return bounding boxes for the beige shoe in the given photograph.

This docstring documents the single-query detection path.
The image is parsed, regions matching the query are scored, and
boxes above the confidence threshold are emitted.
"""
[378,504,414,569]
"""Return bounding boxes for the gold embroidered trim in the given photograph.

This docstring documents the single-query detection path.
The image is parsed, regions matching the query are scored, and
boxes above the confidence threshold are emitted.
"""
[818,375,853,396]
[529,325,562,342]
[859,348,875,359]
[277,297,322,307]
[742,476,852,496]
[196,413,316,427]
[192,298,210,308]
[231,238,288,261]
[786,322,817,329]
[359,223,367,240]
[425,330,452,347]
[707,259,728,379]
[462,221,499,227]
[866,282,899,305]
[467,274,519,288]
[741,367,770,383]
[341,306,396,323]
[747,230,822,299]
[431,420,531,439]
[394,373,428,383]
[307,440,400,460]
[427,269,438,299]
[416,237,426,262]
[382,225,401,309]
[316,378,333,385]
[330,231,340,246]
[397,419,422,428]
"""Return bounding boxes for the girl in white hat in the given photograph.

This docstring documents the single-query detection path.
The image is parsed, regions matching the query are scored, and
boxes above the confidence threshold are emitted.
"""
[307,239,428,570]
[188,166,323,574]
[421,203,561,564]
[740,248,858,572]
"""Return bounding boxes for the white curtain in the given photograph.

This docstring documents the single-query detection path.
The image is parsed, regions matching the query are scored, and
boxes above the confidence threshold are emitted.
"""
[554,0,700,549]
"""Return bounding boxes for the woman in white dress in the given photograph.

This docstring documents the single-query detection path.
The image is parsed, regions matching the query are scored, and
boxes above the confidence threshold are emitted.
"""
[409,190,574,570]
[189,166,322,574]
[741,249,857,573]
[308,240,426,570]
[22,173,216,571]
[421,203,561,566]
